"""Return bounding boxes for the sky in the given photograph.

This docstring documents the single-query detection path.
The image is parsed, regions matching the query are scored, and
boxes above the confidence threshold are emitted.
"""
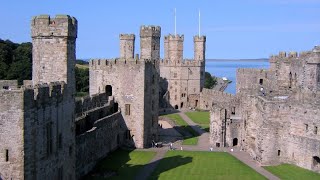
[0,0,320,59]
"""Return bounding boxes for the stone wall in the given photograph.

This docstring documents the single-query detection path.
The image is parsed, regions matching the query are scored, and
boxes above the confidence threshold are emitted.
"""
[0,82,75,180]
[89,59,159,148]
[0,80,18,89]
[200,88,236,110]
[0,88,24,180]
[76,111,124,178]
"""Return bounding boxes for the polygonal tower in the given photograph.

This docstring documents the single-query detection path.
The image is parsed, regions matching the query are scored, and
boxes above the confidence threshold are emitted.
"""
[168,34,184,63]
[194,35,206,61]
[120,34,135,59]
[140,25,161,60]
[31,14,77,93]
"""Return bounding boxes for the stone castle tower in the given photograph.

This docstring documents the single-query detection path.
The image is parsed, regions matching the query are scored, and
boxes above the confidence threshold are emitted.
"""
[120,34,135,59]
[0,15,77,179]
[140,26,161,59]
[31,14,77,93]
[159,33,206,110]
[89,25,160,148]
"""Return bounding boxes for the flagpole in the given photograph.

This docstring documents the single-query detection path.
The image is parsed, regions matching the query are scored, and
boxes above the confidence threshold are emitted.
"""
[175,8,177,36]
[199,9,201,37]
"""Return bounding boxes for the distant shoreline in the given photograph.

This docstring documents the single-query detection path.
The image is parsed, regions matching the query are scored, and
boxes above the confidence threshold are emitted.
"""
[206,58,269,62]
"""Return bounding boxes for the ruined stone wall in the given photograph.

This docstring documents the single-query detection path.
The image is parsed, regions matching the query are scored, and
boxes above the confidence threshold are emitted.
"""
[200,88,236,110]
[75,93,109,117]
[0,80,18,89]
[269,48,320,93]
[236,68,277,95]
[0,88,24,180]
[31,15,77,93]
[89,59,159,148]
[75,111,124,178]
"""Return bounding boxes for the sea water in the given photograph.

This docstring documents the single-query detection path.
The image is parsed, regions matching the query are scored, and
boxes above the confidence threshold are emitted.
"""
[205,60,270,94]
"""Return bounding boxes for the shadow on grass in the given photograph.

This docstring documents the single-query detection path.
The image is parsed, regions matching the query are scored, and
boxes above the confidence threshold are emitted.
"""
[82,149,192,180]
[147,155,193,180]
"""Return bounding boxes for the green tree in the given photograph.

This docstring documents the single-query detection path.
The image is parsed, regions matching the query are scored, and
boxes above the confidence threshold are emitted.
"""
[204,72,217,89]
[75,66,89,95]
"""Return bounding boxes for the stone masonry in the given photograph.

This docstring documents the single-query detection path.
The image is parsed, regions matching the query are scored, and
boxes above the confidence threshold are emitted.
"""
[159,34,206,110]
[206,46,320,173]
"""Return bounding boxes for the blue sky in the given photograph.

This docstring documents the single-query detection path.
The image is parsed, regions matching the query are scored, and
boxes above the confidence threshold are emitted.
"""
[0,0,320,59]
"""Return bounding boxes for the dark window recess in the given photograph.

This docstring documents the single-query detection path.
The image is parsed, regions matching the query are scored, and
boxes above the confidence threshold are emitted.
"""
[2,86,9,90]
[105,85,112,96]
[125,104,131,115]
[5,149,9,162]
[315,126,318,135]
[278,150,281,156]
[259,79,263,85]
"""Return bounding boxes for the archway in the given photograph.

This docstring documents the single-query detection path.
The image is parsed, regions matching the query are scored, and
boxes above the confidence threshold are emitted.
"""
[106,85,112,96]
[233,138,238,146]
[313,156,320,167]
[174,105,178,109]
[181,102,184,108]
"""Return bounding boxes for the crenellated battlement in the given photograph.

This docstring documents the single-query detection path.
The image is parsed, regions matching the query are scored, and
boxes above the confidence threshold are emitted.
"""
[140,25,161,37]
[119,34,135,40]
[22,81,69,107]
[159,59,204,67]
[268,50,319,63]
[31,14,77,38]
[167,34,184,41]
[193,35,206,42]
[90,58,158,70]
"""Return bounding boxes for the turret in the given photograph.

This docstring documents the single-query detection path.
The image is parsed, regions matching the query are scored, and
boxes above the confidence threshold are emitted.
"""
[194,35,206,61]
[168,34,184,63]
[140,25,161,60]
[31,14,77,94]
[120,34,135,59]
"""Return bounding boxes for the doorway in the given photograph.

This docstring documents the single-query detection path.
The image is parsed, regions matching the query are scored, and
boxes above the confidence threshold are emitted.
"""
[233,138,238,146]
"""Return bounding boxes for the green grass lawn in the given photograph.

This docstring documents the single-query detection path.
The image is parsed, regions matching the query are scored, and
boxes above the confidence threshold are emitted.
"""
[149,151,267,180]
[185,111,210,132]
[162,114,199,145]
[87,149,156,180]
[264,164,320,180]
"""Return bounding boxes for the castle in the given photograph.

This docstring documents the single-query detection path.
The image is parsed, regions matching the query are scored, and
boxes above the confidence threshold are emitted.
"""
[0,14,205,179]
[1,13,319,180]
[203,48,320,172]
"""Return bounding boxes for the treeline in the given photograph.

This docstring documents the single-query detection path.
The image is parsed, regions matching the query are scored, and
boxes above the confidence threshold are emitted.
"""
[0,39,89,95]
[0,39,32,84]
